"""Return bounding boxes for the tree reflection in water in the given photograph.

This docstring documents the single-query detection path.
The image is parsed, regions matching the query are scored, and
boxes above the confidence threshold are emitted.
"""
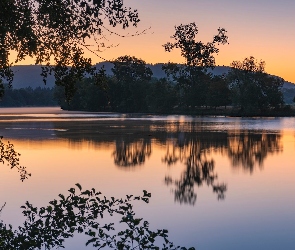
[52,121,283,205]
[227,132,282,173]
[164,138,227,205]
[163,130,282,205]
[113,138,152,167]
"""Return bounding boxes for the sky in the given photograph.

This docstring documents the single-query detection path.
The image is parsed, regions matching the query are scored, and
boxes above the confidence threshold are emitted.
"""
[16,0,295,83]
[92,0,295,83]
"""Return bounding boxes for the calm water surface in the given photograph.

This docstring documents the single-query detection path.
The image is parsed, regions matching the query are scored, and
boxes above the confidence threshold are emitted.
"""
[0,107,294,249]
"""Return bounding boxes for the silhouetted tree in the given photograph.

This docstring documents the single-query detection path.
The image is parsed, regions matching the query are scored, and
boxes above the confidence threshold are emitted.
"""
[147,78,178,113]
[110,55,152,112]
[55,77,109,111]
[163,23,228,109]
[0,184,194,249]
[163,22,228,67]
[206,75,231,109]
[0,0,140,100]
[228,56,284,113]
[0,85,57,107]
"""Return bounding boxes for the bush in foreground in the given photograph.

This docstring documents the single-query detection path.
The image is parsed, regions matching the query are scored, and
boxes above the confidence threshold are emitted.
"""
[0,184,194,250]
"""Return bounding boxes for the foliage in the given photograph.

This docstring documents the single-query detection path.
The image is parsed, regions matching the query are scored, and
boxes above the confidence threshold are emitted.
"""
[52,54,286,115]
[163,22,228,67]
[0,85,57,107]
[112,56,153,84]
[206,75,231,108]
[110,56,153,112]
[146,78,178,113]
[230,56,265,73]
[228,56,284,112]
[0,184,195,250]
[0,136,30,181]
[55,77,109,111]
[0,0,140,100]
[56,55,155,112]
[162,23,229,109]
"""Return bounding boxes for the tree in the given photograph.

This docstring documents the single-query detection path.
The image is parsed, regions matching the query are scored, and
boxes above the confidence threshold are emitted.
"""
[228,56,284,113]
[0,86,57,107]
[55,77,109,111]
[163,23,228,109]
[206,75,231,109]
[147,78,178,113]
[110,55,153,112]
[0,0,140,101]
[163,22,228,67]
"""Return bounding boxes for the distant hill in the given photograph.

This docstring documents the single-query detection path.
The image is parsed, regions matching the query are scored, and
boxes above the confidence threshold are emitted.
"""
[283,81,295,89]
[10,65,55,89]
[97,62,295,89]
[95,62,232,79]
[8,63,295,90]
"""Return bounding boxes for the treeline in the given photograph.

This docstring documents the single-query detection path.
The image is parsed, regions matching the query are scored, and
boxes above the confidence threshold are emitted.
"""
[2,23,293,114]
[54,23,292,116]
[55,55,289,115]
[0,86,57,107]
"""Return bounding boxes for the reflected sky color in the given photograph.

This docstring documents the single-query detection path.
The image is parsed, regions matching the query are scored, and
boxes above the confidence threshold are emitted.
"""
[0,107,295,249]
[12,0,295,83]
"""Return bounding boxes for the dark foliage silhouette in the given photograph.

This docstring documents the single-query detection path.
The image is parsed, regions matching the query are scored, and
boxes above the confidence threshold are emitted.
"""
[0,0,140,100]
[0,136,30,181]
[0,184,194,249]
[162,23,229,110]
[0,86,57,107]
[228,56,284,113]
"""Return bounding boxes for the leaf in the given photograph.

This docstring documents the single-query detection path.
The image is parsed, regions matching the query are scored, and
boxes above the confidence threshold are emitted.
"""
[68,188,75,194]
[75,183,82,191]
[86,237,97,246]
[46,206,52,212]
[143,190,151,197]
[58,194,65,200]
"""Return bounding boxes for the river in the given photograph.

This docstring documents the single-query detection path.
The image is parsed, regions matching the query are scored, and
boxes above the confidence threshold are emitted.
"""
[0,107,294,249]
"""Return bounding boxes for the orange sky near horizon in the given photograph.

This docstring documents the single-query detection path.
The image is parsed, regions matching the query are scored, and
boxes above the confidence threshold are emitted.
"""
[13,0,295,83]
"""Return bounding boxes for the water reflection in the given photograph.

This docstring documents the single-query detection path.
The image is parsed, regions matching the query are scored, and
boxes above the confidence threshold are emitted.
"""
[227,132,282,173]
[52,121,283,204]
[161,131,282,204]
[113,138,152,167]
[165,150,226,205]
[160,132,227,204]
[1,117,283,205]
